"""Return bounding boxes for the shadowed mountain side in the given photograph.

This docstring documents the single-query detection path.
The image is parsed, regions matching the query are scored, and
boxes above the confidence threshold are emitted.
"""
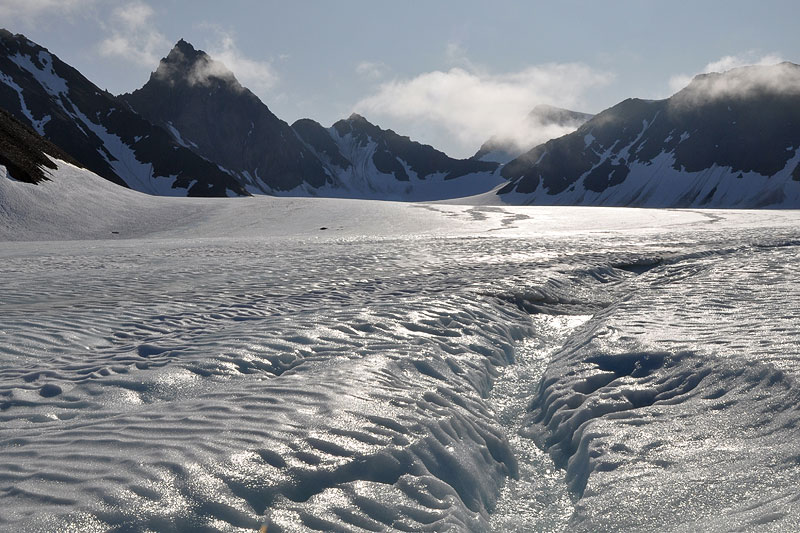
[122,40,329,193]
[498,63,800,207]
[0,106,80,183]
[292,114,501,199]
[0,30,248,197]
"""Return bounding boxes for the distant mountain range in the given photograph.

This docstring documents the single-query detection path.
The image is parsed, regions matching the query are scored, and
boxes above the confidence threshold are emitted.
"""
[499,63,800,207]
[1,29,800,208]
[121,40,500,199]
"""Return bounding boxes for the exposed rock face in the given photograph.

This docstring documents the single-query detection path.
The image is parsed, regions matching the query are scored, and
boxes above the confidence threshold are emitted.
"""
[0,106,80,184]
[498,63,800,207]
[122,40,330,193]
[0,30,248,197]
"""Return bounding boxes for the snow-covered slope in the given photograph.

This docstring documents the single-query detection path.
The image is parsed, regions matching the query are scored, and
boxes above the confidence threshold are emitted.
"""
[0,155,501,241]
[499,63,800,207]
[0,30,247,196]
[293,113,502,200]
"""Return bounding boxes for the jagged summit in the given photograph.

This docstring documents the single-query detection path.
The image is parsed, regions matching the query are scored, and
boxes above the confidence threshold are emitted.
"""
[162,39,206,68]
[156,39,205,71]
[122,40,329,192]
[173,38,195,52]
[333,113,386,139]
[148,39,240,90]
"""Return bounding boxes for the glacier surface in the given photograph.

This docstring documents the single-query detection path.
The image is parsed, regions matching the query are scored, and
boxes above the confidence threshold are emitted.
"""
[2,162,800,531]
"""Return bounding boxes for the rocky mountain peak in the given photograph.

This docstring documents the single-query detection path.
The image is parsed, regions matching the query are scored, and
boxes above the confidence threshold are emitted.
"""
[151,39,240,91]
[122,40,330,193]
[173,38,196,54]
[527,104,593,126]
[334,112,380,138]
[347,112,369,123]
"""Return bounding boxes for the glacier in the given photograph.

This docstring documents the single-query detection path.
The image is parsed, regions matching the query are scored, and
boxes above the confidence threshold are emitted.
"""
[2,161,800,531]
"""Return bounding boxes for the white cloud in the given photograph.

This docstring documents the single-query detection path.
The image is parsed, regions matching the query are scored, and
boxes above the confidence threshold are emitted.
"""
[356,61,388,81]
[355,62,611,156]
[114,1,152,27]
[673,62,800,107]
[97,2,170,67]
[203,32,277,91]
[0,0,94,21]
[705,53,784,73]
[444,41,475,70]
[668,52,785,94]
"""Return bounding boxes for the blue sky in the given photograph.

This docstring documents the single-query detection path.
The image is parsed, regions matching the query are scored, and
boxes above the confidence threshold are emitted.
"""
[2,0,797,157]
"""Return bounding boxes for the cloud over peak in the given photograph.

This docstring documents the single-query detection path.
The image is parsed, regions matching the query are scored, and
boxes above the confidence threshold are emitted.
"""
[203,32,277,92]
[671,59,800,106]
[355,61,611,157]
[95,5,277,95]
[668,52,787,95]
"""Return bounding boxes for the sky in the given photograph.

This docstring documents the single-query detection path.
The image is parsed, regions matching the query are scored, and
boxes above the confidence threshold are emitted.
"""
[1,0,797,158]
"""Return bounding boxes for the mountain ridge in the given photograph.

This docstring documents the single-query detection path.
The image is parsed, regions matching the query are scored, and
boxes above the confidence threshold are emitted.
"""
[2,31,800,207]
[122,39,331,193]
[292,113,502,200]
[0,29,248,196]
[498,62,800,207]
[122,38,501,200]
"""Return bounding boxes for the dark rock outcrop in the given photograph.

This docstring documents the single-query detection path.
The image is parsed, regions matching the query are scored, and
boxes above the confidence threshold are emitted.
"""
[0,106,80,183]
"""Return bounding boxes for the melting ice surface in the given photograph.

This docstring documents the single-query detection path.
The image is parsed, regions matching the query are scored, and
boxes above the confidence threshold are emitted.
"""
[2,164,800,531]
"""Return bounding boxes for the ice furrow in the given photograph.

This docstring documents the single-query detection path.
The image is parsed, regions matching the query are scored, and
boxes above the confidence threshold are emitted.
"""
[524,240,800,531]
